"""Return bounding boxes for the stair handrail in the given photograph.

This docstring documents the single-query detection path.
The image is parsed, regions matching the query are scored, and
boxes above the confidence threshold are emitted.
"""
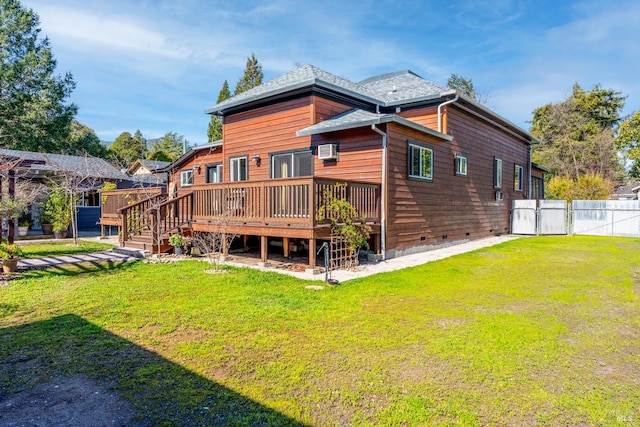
[118,193,167,246]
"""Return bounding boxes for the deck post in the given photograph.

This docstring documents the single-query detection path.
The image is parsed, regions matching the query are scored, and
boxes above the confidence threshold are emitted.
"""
[283,237,290,258]
[260,235,268,262]
[308,237,316,268]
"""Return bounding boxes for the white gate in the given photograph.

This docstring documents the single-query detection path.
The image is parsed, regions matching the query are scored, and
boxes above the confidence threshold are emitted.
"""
[539,200,568,235]
[511,200,537,234]
[511,200,568,235]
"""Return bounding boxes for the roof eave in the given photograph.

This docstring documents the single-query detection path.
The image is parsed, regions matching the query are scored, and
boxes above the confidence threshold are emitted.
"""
[297,115,452,141]
[206,79,383,116]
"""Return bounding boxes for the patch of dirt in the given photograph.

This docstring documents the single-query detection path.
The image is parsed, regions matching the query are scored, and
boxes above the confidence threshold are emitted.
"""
[0,374,135,427]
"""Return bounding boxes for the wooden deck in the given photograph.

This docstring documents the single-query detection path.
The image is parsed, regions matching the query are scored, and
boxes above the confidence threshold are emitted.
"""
[100,178,381,265]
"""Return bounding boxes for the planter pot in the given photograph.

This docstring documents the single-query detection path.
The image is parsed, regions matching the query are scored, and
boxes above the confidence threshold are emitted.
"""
[2,258,19,273]
[17,226,29,237]
[53,230,67,239]
[174,247,183,255]
[41,223,53,234]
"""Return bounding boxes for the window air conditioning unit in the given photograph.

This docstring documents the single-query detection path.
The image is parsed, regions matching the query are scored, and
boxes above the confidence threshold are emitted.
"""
[318,143,338,160]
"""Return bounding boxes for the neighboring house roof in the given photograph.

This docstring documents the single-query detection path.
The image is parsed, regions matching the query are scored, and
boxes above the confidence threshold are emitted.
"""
[205,64,537,145]
[614,182,640,199]
[128,159,171,175]
[297,108,452,141]
[0,148,128,181]
[170,141,223,170]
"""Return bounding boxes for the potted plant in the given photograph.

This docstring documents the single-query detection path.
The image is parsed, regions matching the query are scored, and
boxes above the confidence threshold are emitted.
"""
[43,188,72,239]
[37,206,54,235]
[17,215,31,237]
[168,233,184,255]
[0,239,23,273]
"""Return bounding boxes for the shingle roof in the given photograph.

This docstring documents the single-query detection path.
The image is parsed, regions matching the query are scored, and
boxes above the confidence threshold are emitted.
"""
[206,65,388,115]
[358,70,448,105]
[0,148,128,180]
[297,108,452,141]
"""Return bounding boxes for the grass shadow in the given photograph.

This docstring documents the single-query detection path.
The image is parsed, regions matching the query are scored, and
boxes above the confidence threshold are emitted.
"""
[0,314,307,426]
[16,258,140,279]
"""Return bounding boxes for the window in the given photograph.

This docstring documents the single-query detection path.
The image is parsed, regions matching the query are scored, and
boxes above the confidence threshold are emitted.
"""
[230,156,248,181]
[493,157,502,189]
[180,169,193,187]
[271,151,313,178]
[455,154,467,176]
[532,177,544,199]
[514,164,524,192]
[408,142,433,180]
[206,163,222,183]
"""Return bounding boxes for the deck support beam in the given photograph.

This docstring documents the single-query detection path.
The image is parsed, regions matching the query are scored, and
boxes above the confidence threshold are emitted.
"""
[308,237,316,268]
[283,237,290,258]
[260,235,268,262]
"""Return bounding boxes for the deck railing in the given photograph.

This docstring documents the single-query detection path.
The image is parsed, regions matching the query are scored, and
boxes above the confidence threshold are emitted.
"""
[191,178,380,226]
[101,188,163,222]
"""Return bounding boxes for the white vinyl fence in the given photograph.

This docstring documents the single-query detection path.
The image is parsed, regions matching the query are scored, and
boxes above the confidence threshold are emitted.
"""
[511,200,640,237]
[572,200,640,237]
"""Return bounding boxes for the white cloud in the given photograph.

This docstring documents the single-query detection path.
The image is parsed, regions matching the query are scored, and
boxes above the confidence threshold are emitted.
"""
[33,4,190,59]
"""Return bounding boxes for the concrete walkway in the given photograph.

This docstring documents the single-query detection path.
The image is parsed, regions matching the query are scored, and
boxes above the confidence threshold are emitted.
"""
[17,250,141,271]
[229,235,522,282]
[14,234,140,272]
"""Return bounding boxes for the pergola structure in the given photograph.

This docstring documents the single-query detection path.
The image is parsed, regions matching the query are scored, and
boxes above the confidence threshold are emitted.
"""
[0,154,45,243]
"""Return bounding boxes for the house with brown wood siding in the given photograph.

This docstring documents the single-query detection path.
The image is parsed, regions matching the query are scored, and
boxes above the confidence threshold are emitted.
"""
[103,65,540,267]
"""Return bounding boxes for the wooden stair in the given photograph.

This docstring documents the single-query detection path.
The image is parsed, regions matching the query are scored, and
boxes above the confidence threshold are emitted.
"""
[123,229,173,254]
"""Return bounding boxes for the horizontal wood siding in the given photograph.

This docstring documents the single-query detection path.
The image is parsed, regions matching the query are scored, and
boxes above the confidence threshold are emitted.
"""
[223,97,313,182]
[311,128,383,183]
[170,147,223,193]
[397,106,439,130]
[386,107,530,255]
[313,96,352,122]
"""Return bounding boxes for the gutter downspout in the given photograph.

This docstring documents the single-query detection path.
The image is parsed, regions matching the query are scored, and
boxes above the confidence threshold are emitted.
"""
[437,92,459,133]
[372,123,387,260]
[528,145,532,199]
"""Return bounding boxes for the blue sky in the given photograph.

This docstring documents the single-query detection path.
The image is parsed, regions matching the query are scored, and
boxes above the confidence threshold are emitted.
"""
[21,0,640,145]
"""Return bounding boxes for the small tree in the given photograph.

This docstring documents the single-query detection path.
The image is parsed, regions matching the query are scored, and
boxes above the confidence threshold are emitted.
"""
[546,174,613,202]
[316,183,371,269]
[43,186,72,232]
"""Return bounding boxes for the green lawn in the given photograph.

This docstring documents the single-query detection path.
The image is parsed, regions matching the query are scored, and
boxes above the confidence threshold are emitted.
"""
[1,236,639,426]
[18,240,115,258]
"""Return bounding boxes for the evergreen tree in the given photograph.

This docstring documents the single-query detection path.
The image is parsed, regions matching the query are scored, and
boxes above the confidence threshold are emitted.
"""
[234,53,263,95]
[66,120,107,158]
[108,130,146,166]
[0,0,77,151]
[207,80,232,142]
[147,132,186,161]
[447,74,476,99]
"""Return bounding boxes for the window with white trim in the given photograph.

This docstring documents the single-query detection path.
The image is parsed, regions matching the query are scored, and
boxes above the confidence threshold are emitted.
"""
[455,154,467,176]
[272,151,313,178]
[230,156,248,181]
[494,157,503,189]
[514,164,524,192]
[408,142,433,181]
[206,163,222,183]
[180,169,193,187]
